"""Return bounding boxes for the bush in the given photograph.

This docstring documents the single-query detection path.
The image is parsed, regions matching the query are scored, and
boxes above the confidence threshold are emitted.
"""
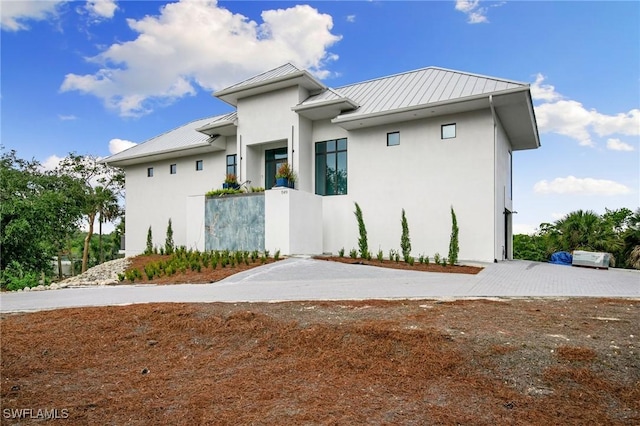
[349,248,358,259]
[354,203,369,258]
[377,249,384,262]
[145,226,153,255]
[400,209,412,262]
[448,206,459,265]
[165,219,174,255]
[338,247,345,258]
[1,261,40,291]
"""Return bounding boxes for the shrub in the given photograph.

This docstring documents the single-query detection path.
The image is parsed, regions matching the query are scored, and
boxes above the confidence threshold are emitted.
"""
[264,250,270,259]
[425,256,430,266]
[377,249,384,262]
[389,249,397,261]
[145,226,153,255]
[274,250,280,261]
[434,253,441,264]
[400,209,412,262]
[165,219,175,255]
[448,206,459,265]
[349,248,358,259]
[1,261,40,291]
[407,256,414,266]
[338,247,345,258]
[354,202,369,258]
[418,254,425,264]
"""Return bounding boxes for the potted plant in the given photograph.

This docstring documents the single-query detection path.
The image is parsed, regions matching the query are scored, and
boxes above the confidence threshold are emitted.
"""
[275,163,296,188]
[223,173,240,190]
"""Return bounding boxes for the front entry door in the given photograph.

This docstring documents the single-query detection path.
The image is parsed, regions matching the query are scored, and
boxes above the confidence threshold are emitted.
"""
[265,147,287,189]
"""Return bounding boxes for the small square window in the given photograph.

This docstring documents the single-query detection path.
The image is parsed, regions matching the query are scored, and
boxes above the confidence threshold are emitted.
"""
[387,131,400,146]
[442,123,456,139]
[170,164,177,174]
[195,160,203,171]
[147,167,154,177]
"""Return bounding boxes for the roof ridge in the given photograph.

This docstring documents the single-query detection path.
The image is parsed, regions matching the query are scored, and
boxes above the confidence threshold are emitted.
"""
[223,63,301,90]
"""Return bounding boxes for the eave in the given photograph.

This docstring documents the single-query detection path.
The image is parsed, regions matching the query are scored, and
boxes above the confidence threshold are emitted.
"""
[214,70,326,106]
[292,97,359,120]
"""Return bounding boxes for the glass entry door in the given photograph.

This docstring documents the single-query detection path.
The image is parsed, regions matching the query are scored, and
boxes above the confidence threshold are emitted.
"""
[265,147,288,189]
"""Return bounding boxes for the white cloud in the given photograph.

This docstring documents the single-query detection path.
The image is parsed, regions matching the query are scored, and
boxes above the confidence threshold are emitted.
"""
[532,74,640,147]
[606,138,635,152]
[60,0,341,117]
[58,114,77,121]
[0,0,64,31]
[550,212,566,220]
[513,223,537,235]
[40,154,64,172]
[108,138,137,155]
[455,0,489,24]
[85,0,118,19]
[346,15,356,23]
[533,176,631,196]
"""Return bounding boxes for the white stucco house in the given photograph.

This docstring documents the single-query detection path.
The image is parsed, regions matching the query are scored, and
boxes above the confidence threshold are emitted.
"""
[103,63,540,263]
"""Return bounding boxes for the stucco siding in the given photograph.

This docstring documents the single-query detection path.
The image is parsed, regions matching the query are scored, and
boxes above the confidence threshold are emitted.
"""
[317,110,497,262]
[124,150,227,255]
[495,116,513,260]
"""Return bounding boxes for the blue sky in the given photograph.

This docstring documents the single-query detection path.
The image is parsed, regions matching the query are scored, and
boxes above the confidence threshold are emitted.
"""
[2,0,639,234]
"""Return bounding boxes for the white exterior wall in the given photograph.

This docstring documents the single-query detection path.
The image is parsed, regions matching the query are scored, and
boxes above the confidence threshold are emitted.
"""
[124,149,227,256]
[314,110,498,263]
[494,117,513,260]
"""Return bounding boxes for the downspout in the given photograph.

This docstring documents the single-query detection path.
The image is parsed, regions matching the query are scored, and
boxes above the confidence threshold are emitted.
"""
[489,95,498,262]
[239,135,242,182]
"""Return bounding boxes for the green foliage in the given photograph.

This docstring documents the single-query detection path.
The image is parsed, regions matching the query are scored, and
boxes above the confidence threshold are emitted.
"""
[145,226,153,255]
[249,186,265,193]
[418,254,425,264]
[1,261,41,291]
[407,256,415,266]
[264,250,270,259]
[425,256,430,266]
[349,248,358,259]
[165,219,175,255]
[434,253,441,265]
[274,250,280,261]
[448,206,459,265]
[354,202,369,258]
[338,247,345,258]
[400,209,412,262]
[206,188,243,197]
[377,249,384,262]
[1,150,85,284]
[514,208,640,269]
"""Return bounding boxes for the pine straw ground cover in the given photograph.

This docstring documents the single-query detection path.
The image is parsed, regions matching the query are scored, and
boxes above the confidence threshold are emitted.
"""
[2,298,638,425]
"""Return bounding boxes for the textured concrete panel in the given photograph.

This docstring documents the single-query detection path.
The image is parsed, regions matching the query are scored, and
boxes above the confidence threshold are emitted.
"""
[205,194,265,251]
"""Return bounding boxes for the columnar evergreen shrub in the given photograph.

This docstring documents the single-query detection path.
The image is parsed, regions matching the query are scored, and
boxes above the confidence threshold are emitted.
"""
[400,209,412,262]
[165,219,174,255]
[448,206,459,265]
[354,202,369,258]
[145,226,153,255]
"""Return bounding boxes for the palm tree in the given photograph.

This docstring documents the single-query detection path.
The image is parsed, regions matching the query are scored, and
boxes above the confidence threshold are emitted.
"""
[554,210,622,261]
[95,186,121,264]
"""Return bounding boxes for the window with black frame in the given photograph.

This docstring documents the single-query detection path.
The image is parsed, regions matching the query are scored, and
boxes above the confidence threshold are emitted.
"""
[226,154,237,176]
[315,138,347,195]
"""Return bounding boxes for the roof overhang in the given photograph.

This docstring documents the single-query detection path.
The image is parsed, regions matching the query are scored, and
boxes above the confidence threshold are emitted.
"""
[292,97,359,120]
[214,70,326,106]
[332,87,540,151]
[195,118,237,137]
[491,90,541,151]
[101,137,226,168]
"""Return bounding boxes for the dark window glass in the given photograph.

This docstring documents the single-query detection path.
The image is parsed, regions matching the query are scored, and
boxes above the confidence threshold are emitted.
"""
[226,154,237,177]
[315,138,347,196]
[196,160,203,171]
[170,164,177,174]
[147,167,154,177]
[265,148,287,189]
[387,132,400,146]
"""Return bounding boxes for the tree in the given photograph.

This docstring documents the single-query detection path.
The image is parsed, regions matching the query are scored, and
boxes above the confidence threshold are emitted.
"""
[400,209,411,262]
[56,154,124,273]
[0,150,85,288]
[95,186,121,263]
[145,226,153,255]
[448,206,459,265]
[165,219,174,255]
[354,203,369,259]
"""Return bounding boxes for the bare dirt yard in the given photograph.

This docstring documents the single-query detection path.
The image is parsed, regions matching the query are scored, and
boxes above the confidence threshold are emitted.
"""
[2,298,638,425]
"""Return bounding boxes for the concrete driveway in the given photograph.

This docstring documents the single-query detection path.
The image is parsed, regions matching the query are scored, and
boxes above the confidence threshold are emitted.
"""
[1,258,638,313]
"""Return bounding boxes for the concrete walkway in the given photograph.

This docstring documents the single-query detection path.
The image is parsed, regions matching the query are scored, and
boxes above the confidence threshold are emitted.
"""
[1,258,638,313]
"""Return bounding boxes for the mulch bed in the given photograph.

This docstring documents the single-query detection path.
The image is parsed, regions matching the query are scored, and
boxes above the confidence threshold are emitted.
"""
[315,255,483,274]
[1,298,638,424]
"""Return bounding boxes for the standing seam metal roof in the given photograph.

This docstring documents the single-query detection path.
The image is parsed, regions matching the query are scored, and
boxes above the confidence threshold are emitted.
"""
[302,67,527,118]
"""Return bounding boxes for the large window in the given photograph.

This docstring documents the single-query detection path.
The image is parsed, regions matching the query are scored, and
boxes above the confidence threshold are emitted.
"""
[226,154,237,176]
[315,138,347,195]
[265,148,287,189]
